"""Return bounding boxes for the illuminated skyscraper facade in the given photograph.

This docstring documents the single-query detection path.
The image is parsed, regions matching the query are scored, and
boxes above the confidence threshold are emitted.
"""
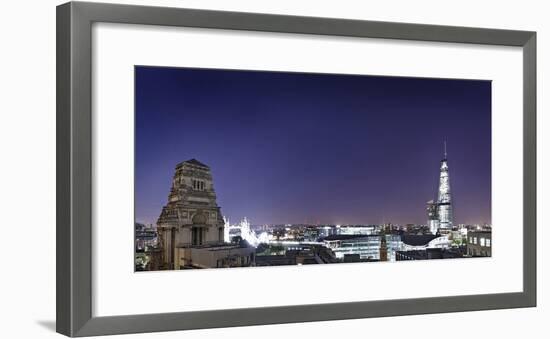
[436,145,453,229]
[427,143,453,234]
[426,200,439,235]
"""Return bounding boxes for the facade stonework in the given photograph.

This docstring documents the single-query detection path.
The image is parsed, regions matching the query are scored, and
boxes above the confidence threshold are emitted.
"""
[156,159,254,269]
[157,159,226,268]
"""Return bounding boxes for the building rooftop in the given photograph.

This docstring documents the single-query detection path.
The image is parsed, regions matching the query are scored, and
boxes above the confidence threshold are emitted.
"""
[468,230,492,235]
[322,233,440,246]
[400,234,439,246]
[178,158,209,168]
[396,247,464,260]
[322,234,379,241]
[177,243,244,251]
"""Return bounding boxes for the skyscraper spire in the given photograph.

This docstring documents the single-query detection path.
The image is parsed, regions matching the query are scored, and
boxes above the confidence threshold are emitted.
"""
[444,140,447,159]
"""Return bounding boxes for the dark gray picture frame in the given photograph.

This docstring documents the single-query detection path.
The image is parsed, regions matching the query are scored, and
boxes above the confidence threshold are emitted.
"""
[56,1,537,337]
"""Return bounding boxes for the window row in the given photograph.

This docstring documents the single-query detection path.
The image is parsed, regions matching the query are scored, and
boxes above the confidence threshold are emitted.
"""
[192,179,206,191]
[468,236,491,247]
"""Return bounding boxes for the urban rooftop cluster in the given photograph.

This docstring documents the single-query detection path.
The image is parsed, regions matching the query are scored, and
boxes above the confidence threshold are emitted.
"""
[135,149,492,271]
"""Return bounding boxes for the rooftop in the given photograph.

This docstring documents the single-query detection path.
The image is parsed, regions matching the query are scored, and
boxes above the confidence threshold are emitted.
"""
[468,230,492,235]
[400,234,439,246]
[322,234,379,241]
[177,158,210,169]
[176,242,253,251]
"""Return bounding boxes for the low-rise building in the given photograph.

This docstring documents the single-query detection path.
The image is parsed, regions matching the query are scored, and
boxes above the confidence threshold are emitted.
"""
[467,231,492,257]
[255,244,336,266]
[323,233,452,262]
[322,234,401,261]
[174,243,255,269]
[395,247,464,261]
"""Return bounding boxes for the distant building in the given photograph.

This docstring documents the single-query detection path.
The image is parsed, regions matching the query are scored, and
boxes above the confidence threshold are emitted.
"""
[322,233,451,262]
[318,226,337,238]
[134,223,161,271]
[304,226,320,241]
[322,234,401,261]
[135,223,157,251]
[156,159,255,269]
[467,231,492,257]
[405,224,416,232]
[337,225,376,235]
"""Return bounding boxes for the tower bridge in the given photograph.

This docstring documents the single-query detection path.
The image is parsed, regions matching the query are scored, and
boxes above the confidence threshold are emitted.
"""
[224,217,270,247]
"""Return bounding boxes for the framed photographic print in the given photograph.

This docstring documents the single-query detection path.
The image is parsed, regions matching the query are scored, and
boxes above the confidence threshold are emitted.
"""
[56,1,537,337]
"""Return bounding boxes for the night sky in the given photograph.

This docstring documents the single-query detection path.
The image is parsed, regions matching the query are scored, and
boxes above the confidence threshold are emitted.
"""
[135,66,491,226]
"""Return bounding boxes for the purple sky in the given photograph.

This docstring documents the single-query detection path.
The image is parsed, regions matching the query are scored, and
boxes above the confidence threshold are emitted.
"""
[135,66,491,226]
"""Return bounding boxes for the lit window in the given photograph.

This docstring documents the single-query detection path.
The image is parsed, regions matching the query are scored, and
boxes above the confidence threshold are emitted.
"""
[486,239,491,247]
[469,237,473,244]
[480,238,485,246]
[473,237,477,244]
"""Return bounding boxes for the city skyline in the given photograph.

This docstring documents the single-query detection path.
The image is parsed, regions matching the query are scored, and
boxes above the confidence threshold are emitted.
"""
[135,66,492,226]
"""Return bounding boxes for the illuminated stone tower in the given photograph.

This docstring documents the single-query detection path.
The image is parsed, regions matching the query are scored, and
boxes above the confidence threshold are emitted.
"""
[436,142,453,229]
[156,159,225,268]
